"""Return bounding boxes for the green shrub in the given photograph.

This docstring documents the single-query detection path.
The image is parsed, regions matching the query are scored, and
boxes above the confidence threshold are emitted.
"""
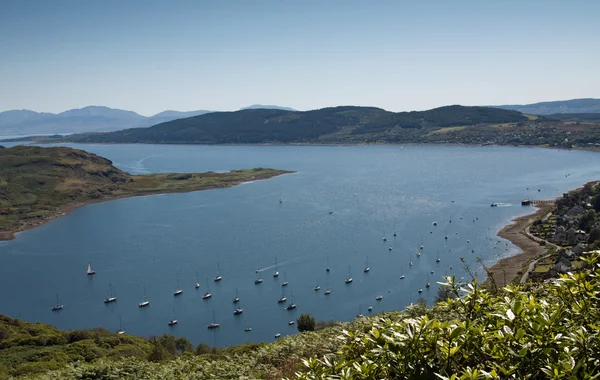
[297,313,316,332]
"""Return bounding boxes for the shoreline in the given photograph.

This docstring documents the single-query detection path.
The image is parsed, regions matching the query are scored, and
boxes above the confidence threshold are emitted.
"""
[0,171,291,242]
[487,203,554,288]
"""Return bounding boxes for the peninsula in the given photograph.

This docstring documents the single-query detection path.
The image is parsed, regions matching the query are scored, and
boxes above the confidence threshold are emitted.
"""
[0,145,291,240]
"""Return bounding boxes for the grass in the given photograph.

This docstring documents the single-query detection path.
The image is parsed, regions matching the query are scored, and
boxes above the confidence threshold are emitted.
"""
[428,126,467,135]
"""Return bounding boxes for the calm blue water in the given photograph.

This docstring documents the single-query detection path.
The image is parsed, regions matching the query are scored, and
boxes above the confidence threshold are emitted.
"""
[1,143,600,347]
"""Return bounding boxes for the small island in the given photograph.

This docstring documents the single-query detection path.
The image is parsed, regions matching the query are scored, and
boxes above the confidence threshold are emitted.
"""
[0,145,292,240]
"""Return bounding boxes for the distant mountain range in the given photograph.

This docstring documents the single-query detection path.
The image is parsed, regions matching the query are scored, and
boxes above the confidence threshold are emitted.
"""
[0,105,295,136]
[493,98,600,115]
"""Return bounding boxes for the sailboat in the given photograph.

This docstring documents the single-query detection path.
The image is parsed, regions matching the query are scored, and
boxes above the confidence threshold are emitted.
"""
[281,271,288,287]
[345,266,353,283]
[314,277,321,291]
[273,257,279,277]
[232,288,240,303]
[254,272,263,284]
[233,303,243,315]
[420,234,424,249]
[195,270,200,289]
[104,283,117,303]
[51,294,63,311]
[279,197,283,204]
[138,286,150,307]
[278,287,287,303]
[203,278,212,299]
[445,227,448,240]
[393,224,397,237]
[117,315,125,334]
[207,310,220,329]
[363,257,370,273]
[399,261,405,279]
[356,305,364,318]
[174,274,183,296]
[285,293,297,310]
[214,263,222,282]
[168,308,178,326]
[376,295,383,301]
[436,250,441,263]
[325,258,330,273]
[87,262,96,276]
[324,277,331,295]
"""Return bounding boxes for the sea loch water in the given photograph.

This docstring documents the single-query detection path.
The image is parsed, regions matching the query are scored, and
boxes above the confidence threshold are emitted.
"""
[1,143,599,347]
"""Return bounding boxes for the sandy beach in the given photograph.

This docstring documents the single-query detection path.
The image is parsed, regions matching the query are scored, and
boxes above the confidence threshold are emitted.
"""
[487,204,554,288]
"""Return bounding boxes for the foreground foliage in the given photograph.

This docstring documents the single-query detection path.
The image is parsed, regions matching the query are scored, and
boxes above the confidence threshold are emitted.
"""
[295,252,600,379]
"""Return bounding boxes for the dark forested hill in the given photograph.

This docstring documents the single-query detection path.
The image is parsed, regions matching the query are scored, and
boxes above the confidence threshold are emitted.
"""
[494,98,600,115]
[67,105,527,144]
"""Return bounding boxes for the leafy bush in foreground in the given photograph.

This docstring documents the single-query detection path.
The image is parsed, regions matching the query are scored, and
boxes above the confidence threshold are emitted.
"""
[295,252,600,379]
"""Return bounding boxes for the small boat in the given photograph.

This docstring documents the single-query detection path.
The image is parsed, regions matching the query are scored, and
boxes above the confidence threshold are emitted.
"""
[417,251,421,257]
[426,282,431,288]
[138,286,150,308]
[418,288,423,293]
[314,277,321,291]
[245,327,252,332]
[233,307,243,315]
[104,283,117,303]
[117,315,125,335]
[279,197,283,204]
[382,237,387,242]
[388,247,392,251]
[288,320,295,325]
[376,295,383,301]
[285,295,297,310]
[345,266,353,284]
[207,310,220,329]
[393,224,397,237]
[329,211,334,215]
[273,256,279,277]
[278,288,287,303]
[364,257,370,273]
[326,258,331,272]
[214,263,222,282]
[436,258,441,263]
[399,275,405,279]
[254,276,263,285]
[356,305,364,318]
[274,333,281,338]
[324,289,331,295]
[368,306,373,312]
[174,274,183,296]
[409,261,413,267]
[87,262,96,276]
[203,278,212,299]
[51,294,63,311]
[195,270,200,289]
[433,222,437,226]
[232,288,240,303]
[168,308,178,326]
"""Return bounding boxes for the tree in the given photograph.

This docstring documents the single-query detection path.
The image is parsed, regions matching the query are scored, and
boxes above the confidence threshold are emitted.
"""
[297,313,316,332]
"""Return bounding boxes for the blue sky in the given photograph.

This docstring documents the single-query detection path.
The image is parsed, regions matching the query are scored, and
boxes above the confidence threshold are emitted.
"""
[1,0,599,115]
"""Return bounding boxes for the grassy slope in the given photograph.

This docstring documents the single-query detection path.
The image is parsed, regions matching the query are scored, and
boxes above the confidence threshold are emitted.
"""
[0,146,290,239]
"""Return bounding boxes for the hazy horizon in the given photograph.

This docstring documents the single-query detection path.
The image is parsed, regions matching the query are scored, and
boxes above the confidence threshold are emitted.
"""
[1,0,599,115]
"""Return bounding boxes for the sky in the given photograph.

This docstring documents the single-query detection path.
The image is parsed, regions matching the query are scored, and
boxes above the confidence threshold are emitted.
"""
[1,0,599,116]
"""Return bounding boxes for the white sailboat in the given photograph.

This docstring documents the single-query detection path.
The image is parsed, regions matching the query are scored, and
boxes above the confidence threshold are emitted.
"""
[138,286,150,307]
[104,283,117,303]
[254,272,263,284]
[273,256,279,277]
[345,266,353,284]
[207,310,220,329]
[87,262,96,276]
[195,270,200,289]
[363,257,370,273]
[203,278,212,299]
[314,277,320,291]
[168,308,178,326]
[232,288,240,303]
[51,294,63,311]
[285,293,297,310]
[214,263,222,282]
[174,274,183,296]
[281,271,288,287]
[233,303,243,315]
[117,315,125,334]
[278,287,287,303]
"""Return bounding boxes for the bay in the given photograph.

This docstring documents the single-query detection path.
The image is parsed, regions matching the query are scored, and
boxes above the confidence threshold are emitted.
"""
[1,143,599,347]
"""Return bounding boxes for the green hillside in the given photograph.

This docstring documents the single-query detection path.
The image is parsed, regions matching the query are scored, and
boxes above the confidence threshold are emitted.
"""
[65,105,528,144]
[0,146,289,240]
